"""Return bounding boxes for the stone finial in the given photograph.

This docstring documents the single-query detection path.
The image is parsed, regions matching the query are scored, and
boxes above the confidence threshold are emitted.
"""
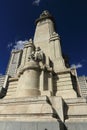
[40,10,51,18]
[35,10,54,24]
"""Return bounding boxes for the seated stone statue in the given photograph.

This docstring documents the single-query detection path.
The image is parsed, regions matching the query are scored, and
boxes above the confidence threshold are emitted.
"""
[28,47,44,63]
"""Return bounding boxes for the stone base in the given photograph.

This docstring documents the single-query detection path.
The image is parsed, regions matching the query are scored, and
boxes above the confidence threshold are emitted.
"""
[65,122,87,130]
[0,96,58,121]
[0,121,64,130]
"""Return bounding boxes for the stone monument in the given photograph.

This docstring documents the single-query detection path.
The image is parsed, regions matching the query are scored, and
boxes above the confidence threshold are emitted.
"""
[0,10,87,130]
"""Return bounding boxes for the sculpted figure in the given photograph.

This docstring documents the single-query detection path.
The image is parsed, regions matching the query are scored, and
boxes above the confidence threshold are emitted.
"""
[28,47,44,63]
[34,47,44,62]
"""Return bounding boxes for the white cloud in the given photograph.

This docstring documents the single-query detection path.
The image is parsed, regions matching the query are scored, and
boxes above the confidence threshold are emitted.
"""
[71,63,83,69]
[33,0,41,6]
[13,40,28,50]
[7,43,13,49]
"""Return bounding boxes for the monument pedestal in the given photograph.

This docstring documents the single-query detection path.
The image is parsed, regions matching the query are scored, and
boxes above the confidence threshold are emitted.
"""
[0,96,64,130]
[0,96,60,121]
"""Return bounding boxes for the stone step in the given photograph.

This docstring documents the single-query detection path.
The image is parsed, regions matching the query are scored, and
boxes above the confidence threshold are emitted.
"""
[5,91,16,97]
[5,85,17,98]
[9,86,17,88]
[80,90,87,92]
[4,95,13,99]
[8,85,17,88]
[6,93,13,96]
[4,90,17,99]
[80,86,87,88]
[81,89,87,91]
[6,91,16,96]
[80,88,87,90]
[78,76,87,97]
[7,87,17,91]
[81,93,87,95]
[0,75,6,93]
[81,90,87,93]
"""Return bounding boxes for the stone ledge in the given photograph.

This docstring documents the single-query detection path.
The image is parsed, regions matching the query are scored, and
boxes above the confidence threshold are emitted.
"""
[0,96,49,104]
[65,97,87,104]
[9,77,19,82]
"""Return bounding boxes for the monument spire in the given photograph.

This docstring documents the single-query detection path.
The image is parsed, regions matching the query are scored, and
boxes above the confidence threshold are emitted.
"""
[34,10,66,71]
[34,10,55,45]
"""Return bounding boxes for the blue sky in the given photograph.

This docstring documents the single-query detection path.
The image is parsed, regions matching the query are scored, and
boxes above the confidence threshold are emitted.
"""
[0,0,87,76]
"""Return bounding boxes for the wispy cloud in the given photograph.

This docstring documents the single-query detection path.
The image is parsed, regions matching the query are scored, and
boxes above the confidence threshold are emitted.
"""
[33,0,41,6]
[71,63,83,69]
[7,43,13,49]
[13,40,28,50]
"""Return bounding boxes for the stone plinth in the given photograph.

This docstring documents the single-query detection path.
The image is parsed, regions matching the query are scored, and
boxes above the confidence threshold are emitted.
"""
[16,61,41,97]
[0,121,64,130]
[0,96,59,122]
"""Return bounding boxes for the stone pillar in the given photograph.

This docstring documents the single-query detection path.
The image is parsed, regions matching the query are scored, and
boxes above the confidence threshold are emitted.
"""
[50,33,61,59]
[50,32,66,72]
[21,46,27,67]
[25,39,35,63]
[18,39,35,73]
[16,60,41,97]
[55,38,62,59]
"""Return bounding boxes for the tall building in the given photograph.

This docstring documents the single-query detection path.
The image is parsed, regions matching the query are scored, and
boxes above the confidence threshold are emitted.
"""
[0,11,87,130]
